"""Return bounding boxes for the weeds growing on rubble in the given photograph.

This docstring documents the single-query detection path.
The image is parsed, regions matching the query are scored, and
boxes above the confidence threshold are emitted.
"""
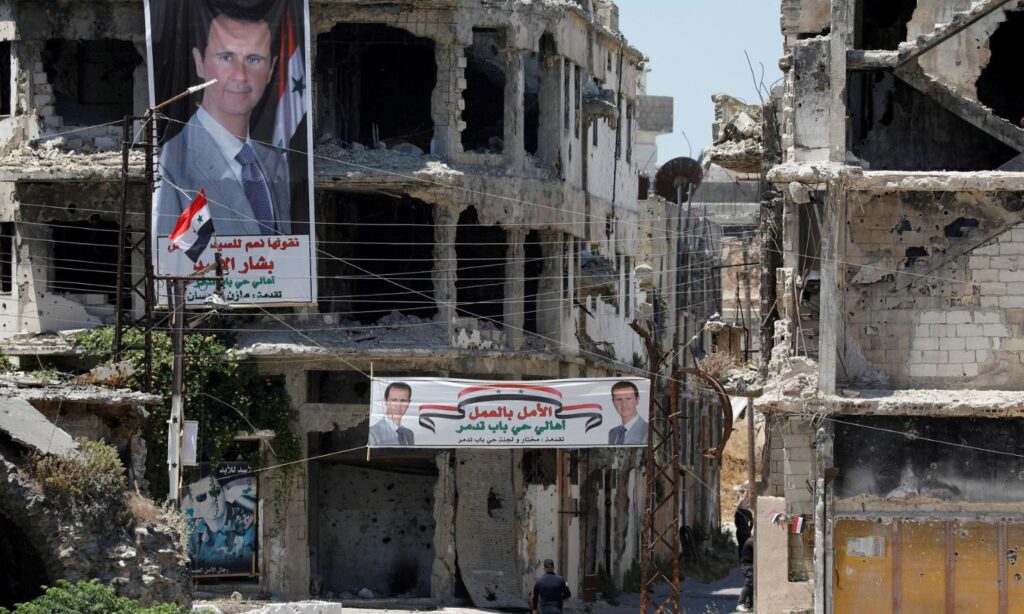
[0,579,186,613]
[28,438,127,516]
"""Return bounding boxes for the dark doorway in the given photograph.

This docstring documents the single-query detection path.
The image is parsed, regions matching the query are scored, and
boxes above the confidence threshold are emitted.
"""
[857,0,917,50]
[0,511,49,609]
[455,207,506,324]
[50,218,119,298]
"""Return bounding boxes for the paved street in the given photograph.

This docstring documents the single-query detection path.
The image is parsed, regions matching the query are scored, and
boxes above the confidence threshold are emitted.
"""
[194,565,746,614]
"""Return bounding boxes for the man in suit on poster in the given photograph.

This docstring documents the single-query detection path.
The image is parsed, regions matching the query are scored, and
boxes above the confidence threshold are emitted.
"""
[369,382,416,446]
[607,380,648,445]
[156,5,292,237]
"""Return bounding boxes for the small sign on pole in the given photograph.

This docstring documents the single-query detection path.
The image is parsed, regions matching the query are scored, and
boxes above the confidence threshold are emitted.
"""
[183,420,199,466]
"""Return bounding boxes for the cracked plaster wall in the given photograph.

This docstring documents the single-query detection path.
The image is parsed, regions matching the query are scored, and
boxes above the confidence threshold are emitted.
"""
[842,189,1024,389]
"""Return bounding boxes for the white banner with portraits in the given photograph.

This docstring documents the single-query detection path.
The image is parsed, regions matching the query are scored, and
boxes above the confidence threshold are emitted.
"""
[145,0,316,306]
[368,377,651,448]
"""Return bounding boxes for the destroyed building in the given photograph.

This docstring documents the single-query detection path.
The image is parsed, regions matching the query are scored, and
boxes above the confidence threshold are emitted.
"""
[0,0,730,605]
[727,0,1024,612]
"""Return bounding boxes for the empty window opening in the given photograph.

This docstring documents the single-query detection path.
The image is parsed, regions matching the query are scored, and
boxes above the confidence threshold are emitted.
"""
[307,370,370,404]
[944,217,980,238]
[50,218,119,298]
[615,94,623,159]
[0,42,10,116]
[316,24,436,152]
[0,222,12,294]
[524,231,543,335]
[316,193,436,323]
[456,207,506,324]
[0,511,49,609]
[523,449,557,485]
[977,12,1024,127]
[524,51,539,156]
[43,40,141,125]
[849,71,1017,171]
[462,28,506,153]
[857,0,917,50]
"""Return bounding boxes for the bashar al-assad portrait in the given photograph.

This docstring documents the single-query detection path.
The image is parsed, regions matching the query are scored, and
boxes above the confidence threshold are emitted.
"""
[147,0,315,305]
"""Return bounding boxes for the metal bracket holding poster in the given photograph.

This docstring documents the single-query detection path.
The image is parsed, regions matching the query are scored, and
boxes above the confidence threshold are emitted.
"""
[144,0,317,309]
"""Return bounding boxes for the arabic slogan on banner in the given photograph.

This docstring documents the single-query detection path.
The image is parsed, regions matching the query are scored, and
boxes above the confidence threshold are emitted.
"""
[368,377,651,448]
[145,0,315,306]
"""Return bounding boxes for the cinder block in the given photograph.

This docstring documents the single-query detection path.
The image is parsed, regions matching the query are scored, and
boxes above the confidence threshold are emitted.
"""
[914,337,938,351]
[923,350,948,363]
[939,338,965,351]
[999,296,1024,309]
[984,323,1010,336]
[1001,269,1024,282]
[976,350,992,362]
[948,350,976,363]
[974,243,1001,256]
[946,311,972,324]
[936,363,964,378]
[991,256,1018,269]
[982,296,1001,308]
[966,256,991,270]
[786,446,811,462]
[32,71,47,85]
[1001,242,1024,255]
[974,311,1003,324]
[964,363,980,377]
[966,336,990,350]
[980,282,1007,297]
[920,311,947,324]
[910,363,937,377]
[956,323,982,337]
[971,269,998,282]
[929,324,949,337]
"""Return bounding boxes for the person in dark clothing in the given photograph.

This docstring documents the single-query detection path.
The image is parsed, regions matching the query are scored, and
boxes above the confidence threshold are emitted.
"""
[736,536,755,612]
[734,497,753,561]
[531,558,571,614]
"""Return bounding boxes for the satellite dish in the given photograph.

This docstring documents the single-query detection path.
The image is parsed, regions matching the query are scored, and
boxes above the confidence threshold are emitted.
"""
[654,156,703,203]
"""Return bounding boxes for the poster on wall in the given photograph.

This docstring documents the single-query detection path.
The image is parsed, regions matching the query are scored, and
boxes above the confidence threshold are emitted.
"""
[145,0,316,306]
[181,462,258,577]
[367,377,651,448]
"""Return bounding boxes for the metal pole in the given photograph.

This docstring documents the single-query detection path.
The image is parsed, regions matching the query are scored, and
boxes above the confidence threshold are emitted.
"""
[746,395,757,610]
[167,279,186,502]
[743,238,754,363]
[114,115,132,362]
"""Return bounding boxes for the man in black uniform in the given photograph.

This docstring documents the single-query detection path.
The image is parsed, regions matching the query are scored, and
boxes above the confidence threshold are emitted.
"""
[531,558,571,614]
[736,535,755,612]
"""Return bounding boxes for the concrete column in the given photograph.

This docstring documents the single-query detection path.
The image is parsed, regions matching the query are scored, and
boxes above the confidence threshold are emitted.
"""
[431,450,457,603]
[433,207,458,343]
[432,43,462,158]
[504,229,526,350]
[828,0,854,161]
[537,229,563,342]
[504,50,525,168]
[537,53,562,167]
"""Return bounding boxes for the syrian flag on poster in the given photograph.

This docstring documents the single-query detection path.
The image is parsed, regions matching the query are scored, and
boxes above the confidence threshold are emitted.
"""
[272,3,305,153]
[169,189,215,263]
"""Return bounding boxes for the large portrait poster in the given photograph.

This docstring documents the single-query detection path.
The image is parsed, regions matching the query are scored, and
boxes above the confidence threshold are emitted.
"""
[368,377,651,448]
[182,462,258,577]
[145,0,316,305]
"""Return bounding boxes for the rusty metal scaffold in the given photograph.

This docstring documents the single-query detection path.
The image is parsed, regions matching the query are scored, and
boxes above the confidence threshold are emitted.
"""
[633,320,735,614]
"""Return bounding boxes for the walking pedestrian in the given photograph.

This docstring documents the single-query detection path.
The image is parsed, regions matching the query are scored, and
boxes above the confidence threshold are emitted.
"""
[531,558,571,614]
[734,495,753,561]
[736,535,754,612]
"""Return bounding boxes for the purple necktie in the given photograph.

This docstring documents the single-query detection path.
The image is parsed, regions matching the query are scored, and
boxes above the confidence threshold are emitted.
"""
[235,143,275,235]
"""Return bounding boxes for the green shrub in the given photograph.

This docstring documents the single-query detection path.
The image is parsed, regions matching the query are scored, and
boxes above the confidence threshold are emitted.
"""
[75,326,299,496]
[29,439,127,514]
[0,579,186,614]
